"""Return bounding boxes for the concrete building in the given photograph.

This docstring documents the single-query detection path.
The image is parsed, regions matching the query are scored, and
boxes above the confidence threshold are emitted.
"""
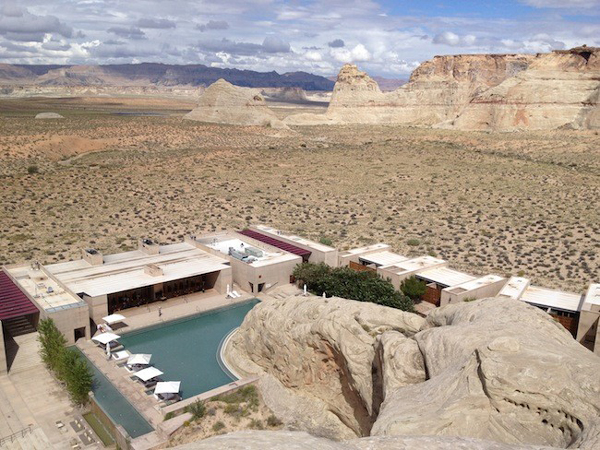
[249,224,338,266]
[191,231,302,294]
[498,276,584,336]
[0,239,234,373]
[337,243,392,268]
[577,284,600,355]
[377,255,448,291]
[414,267,477,306]
[440,274,506,306]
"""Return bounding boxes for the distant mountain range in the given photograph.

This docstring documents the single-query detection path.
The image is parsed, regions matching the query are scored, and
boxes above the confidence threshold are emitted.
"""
[0,63,335,91]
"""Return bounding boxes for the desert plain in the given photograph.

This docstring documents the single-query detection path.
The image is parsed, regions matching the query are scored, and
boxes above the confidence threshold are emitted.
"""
[0,96,598,293]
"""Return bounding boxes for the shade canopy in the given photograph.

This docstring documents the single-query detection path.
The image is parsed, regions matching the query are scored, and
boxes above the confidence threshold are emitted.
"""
[92,332,120,344]
[103,313,126,325]
[127,354,152,366]
[154,381,181,395]
[134,367,163,382]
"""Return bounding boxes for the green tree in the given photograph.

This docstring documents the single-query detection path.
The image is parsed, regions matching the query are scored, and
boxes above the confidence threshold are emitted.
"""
[63,350,93,405]
[400,276,427,300]
[293,263,414,312]
[38,318,67,373]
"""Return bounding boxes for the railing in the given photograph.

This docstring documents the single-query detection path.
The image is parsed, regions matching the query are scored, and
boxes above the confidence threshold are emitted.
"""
[0,426,32,446]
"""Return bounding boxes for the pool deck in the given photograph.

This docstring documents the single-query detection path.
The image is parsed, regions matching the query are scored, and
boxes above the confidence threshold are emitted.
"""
[78,289,256,438]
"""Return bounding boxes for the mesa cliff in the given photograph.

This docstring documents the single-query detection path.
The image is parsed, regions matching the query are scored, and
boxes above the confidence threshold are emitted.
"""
[223,295,600,449]
[286,46,599,131]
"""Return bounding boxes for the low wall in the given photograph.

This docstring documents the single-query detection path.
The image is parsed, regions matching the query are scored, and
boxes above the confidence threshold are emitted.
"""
[161,377,259,417]
[89,392,131,450]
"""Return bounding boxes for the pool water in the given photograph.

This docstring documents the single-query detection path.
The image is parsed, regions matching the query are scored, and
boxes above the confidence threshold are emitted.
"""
[75,348,154,438]
[119,299,260,399]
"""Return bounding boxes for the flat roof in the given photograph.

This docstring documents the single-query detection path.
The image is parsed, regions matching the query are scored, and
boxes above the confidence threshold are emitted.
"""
[46,243,231,297]
[381,255,447,275]
[583,284,600,310]
[520,285,584,312]
[0,269,40,319]
[200,235,300,267]
[239,229,311,258]
[359,251,408,267]
[416,267,476,288]
[339,243,390,256]
[5,265,84,312]
[253,225,336,253]
[497,277,530,300]
[445,274,505,294]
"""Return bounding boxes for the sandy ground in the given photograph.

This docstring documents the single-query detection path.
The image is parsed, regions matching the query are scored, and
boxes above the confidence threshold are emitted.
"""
[0,97,598,293]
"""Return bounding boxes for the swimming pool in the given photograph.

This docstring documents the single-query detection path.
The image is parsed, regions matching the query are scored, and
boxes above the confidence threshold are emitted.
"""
[75,348,154,439]
[119,299,260,399]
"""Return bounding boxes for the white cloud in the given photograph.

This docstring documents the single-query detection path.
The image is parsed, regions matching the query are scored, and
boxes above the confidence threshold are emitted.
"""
[433,31,477,47]
[521,0,600,8]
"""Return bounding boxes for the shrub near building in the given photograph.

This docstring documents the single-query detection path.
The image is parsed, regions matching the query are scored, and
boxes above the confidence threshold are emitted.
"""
[293,263,414,312]
[38,318,93,406]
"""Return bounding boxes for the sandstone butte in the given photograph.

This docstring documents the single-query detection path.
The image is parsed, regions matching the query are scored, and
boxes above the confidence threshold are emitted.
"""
[211,295,600,450]
[183,78,288,128]
[285,46,599,131]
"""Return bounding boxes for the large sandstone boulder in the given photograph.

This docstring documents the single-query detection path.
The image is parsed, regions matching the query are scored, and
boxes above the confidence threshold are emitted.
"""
[174,430,555,450]
[225,295,424,439]
[35,112,64,119]
[225,295,600,449]
[184,78,287,128]
[285,47,599,131]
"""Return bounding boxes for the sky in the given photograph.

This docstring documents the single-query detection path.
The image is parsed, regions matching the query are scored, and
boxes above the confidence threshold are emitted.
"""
[0,0,598,77]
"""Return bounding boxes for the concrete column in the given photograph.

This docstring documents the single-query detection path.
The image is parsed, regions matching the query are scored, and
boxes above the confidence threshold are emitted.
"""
[0,320,7,375]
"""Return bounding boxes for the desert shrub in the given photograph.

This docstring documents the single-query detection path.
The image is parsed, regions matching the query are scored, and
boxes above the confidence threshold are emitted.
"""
[164,412,175,421]
[212,421,226,432]
[463,297,477,302]
[38,318,92,406]
[224,404,240,415]
[267,415,283,427]
[215,385,258,406]
[293,263,414,312]
[186,400,206,420]
[400,276,427,301]
[407,238,420,246]
[27,165,39,174]
[249,419,264,430]
[319,236,333,246]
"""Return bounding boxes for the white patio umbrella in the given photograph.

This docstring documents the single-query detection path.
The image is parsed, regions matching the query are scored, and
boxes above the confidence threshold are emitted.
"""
[92,332,120,345]
[102,314,126,325]
[127,354,152,366]
[105,342,111,358]
[154,381,181,395]
[134,367,163,382]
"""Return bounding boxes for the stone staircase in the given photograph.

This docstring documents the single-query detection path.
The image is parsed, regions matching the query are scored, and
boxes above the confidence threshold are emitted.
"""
[2,317,36,337]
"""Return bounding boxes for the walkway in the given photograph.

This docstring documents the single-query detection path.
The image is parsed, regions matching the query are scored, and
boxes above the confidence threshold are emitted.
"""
[0,331,101,450]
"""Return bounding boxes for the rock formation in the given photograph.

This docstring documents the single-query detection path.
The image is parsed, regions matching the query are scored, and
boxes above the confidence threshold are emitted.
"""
[285,46,599,131]
[224,295,600,449]
[184,79,287,128]
[34,112,64,119]
[175,430,556,450]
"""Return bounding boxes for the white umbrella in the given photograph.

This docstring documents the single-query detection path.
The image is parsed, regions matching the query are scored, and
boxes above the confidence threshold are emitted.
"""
[134,367,163,382]
[102,314,126,325]
[154,381,181,395]
[127,354,152,366]
[105,342,111,358]
[92,332,120,345]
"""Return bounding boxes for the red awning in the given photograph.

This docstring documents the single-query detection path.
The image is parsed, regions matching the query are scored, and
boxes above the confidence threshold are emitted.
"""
[0,271,39,320]
[238,229,311,259]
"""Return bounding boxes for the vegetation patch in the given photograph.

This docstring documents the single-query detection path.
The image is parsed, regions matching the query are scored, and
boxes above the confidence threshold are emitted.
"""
[38,318,93,406]
[293,263,414,312]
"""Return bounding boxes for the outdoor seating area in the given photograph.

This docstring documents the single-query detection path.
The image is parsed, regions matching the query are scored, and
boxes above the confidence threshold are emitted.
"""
[91,328,182,406]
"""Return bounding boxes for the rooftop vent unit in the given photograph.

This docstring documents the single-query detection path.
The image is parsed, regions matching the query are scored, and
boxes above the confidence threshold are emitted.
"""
[82,248,103,266]
[245,246,264,258]
[139,238,160,255]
